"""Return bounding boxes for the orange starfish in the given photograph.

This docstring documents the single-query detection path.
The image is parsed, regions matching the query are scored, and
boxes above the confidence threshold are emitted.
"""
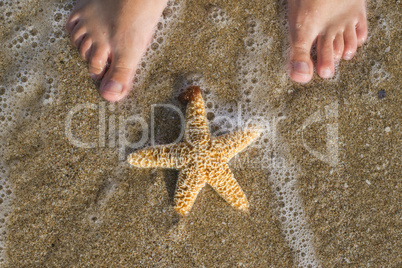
[128,86,261,215]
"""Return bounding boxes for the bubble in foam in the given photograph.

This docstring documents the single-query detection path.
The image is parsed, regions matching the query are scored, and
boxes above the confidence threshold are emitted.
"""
[207,5,230,26]
[370,61,389,85]
[243,18,271,52]
[208,38,219,51]
[377,17,391,40]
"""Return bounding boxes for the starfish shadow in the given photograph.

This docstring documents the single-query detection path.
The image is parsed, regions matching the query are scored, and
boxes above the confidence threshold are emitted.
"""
[161,169,179,205]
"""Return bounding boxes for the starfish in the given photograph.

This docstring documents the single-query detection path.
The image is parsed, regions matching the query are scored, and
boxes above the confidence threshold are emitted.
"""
[128,86,262,216]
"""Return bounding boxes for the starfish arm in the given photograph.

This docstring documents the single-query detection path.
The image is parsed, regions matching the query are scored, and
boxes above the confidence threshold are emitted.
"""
[127,143,189,168]
[206,163,249,212]
[181,86,210,146]
[211,127,262,161]
[174,165,206,216]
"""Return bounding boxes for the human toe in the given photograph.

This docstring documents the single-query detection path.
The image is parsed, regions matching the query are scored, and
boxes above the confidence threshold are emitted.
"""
[343,25,358,60]
[288,41,314,83]
[317,35,335,79]
[333,33,344,60]
[356,18,368,46]
[65,13,80,33]
[100,55,138,102]
[100,66,133,102]
[89,44,109,79]
[79,36,92,61]
[71,22,87,48]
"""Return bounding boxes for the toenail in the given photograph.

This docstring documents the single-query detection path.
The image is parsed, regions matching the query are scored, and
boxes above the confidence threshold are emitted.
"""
[102,81,123,95]
[320,68,333,78]
[344,51,353,60]
[292,61,310,75]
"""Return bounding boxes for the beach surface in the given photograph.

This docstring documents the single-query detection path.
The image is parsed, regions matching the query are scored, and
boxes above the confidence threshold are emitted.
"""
[0,0,400,266]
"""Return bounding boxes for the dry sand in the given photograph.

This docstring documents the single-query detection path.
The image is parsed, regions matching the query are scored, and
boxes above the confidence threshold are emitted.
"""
[0,0,400,267]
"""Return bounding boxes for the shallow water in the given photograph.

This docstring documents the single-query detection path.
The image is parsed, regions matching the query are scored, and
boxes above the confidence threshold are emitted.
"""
[0,0,400,266]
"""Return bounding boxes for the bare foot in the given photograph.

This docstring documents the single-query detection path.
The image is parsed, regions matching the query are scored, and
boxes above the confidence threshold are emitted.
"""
[287,0,368,83]
[66,0,168,102]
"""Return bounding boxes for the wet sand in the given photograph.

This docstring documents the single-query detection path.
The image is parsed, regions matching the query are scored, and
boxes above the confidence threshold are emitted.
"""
[0,0,401,267]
